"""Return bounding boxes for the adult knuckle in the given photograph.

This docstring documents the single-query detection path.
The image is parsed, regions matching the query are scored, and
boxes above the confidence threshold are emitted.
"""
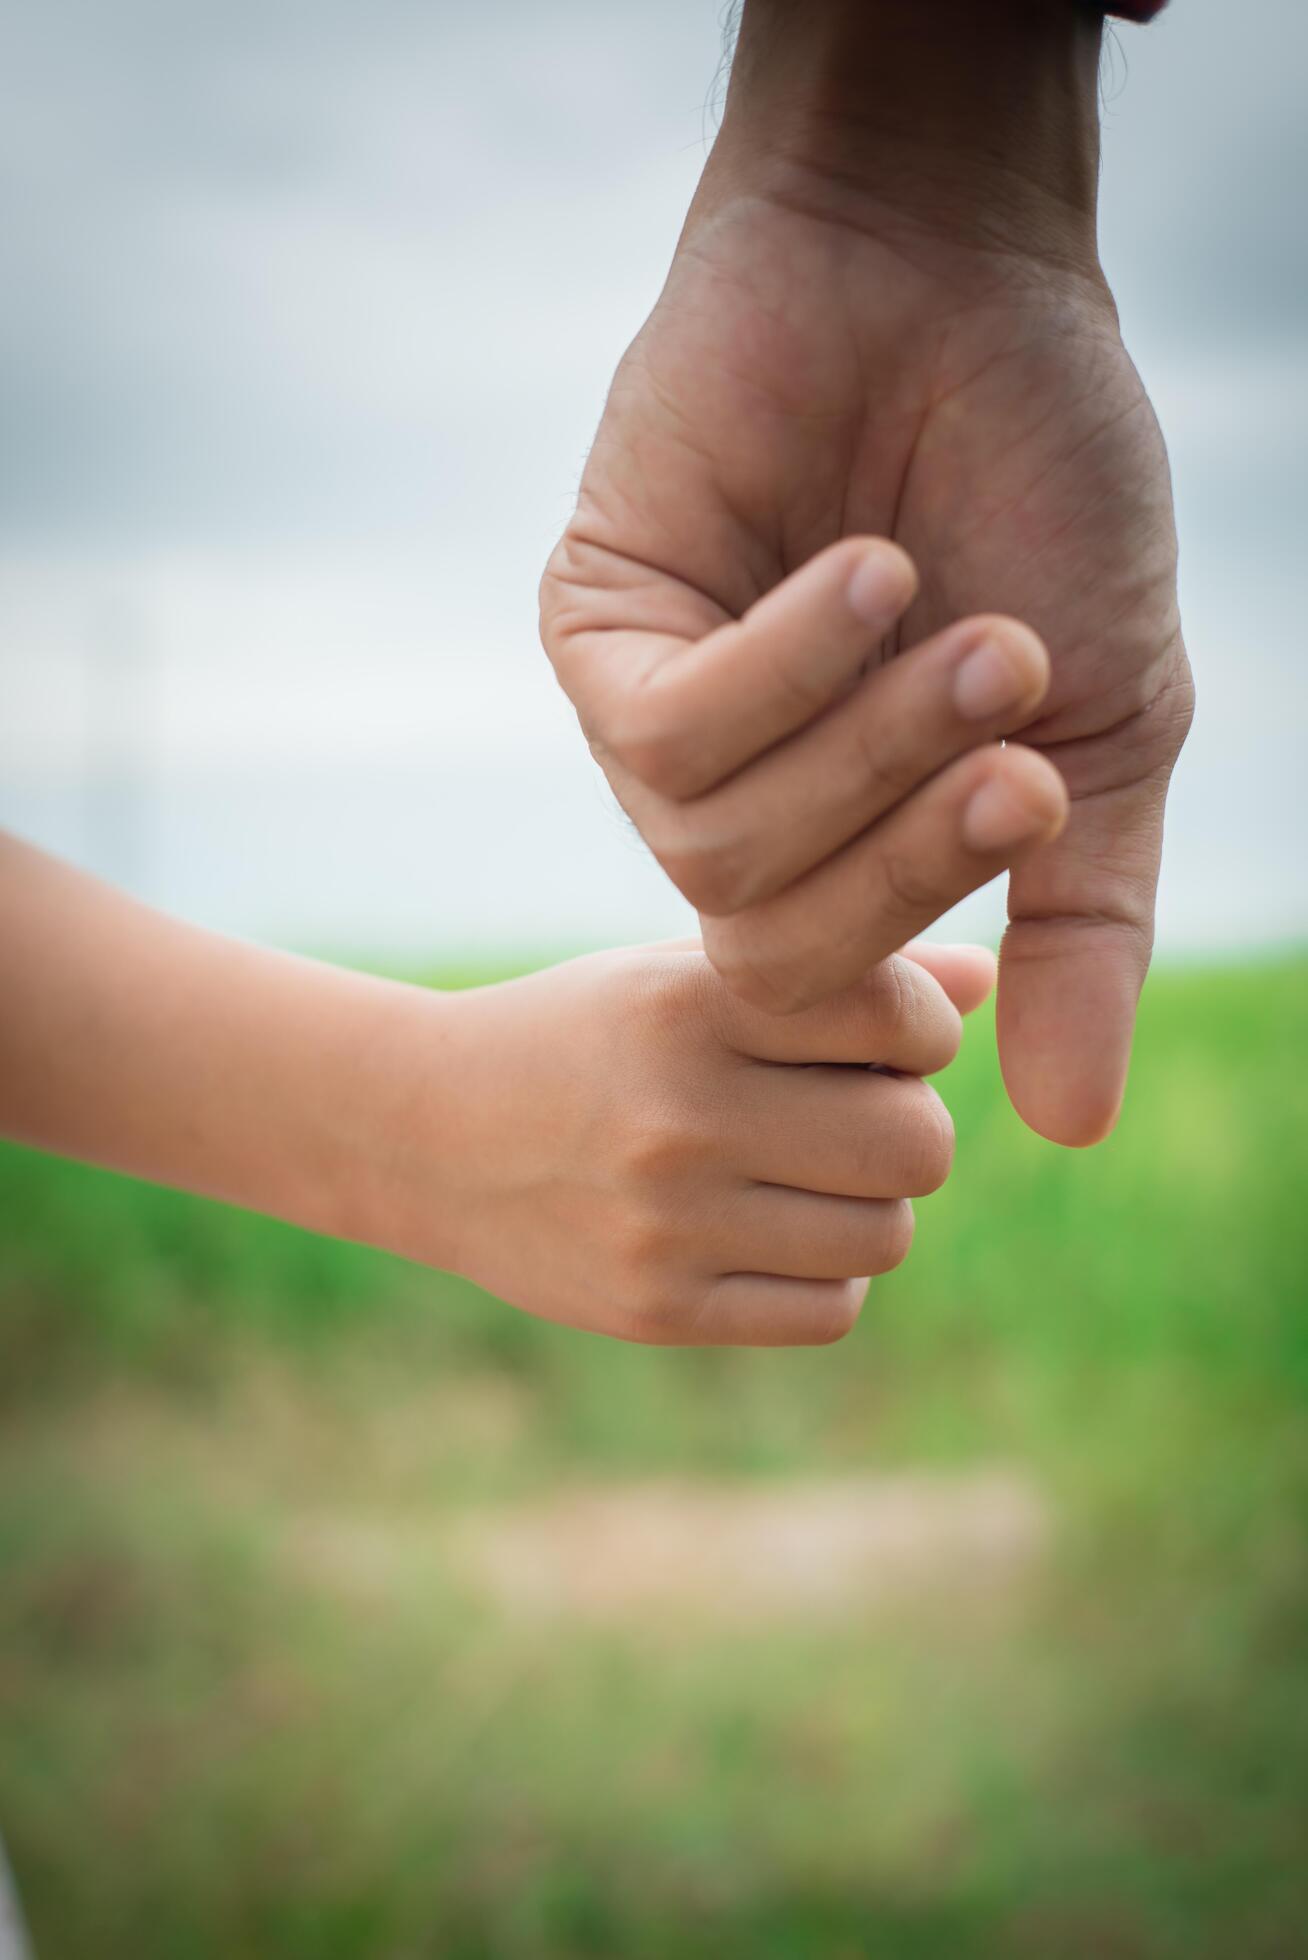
[535,556,571,651]
[847,703,917,810]
[602,713,694,797]
[704,921,808,1016]
[758,635,832,720]
[601,685,719,800]
[1160,659,1197,754]
[878,846,945,924]
[657,827,756,918]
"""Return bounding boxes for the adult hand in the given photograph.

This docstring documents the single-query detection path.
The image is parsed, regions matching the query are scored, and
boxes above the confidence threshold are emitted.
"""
[540,0,1193,1146]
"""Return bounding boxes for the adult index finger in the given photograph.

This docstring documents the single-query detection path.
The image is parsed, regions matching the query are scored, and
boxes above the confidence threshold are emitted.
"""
[546,536,917,803]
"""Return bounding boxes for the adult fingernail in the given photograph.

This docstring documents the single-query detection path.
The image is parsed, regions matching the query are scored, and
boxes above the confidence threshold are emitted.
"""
[953,638,1035,722]
[847,546,915,627]
[962,777,1052,854]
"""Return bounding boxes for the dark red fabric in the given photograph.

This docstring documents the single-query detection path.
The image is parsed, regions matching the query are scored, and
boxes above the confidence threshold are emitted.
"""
[1108,1,1168,17]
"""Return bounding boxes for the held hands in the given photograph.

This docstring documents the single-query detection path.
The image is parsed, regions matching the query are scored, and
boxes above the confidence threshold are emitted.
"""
[545,534,1068,1014]
[389,597,1041,1343]
[541,4,1193,1148]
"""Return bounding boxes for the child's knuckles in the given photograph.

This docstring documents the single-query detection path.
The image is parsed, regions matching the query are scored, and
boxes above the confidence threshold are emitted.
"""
[803,1280,868,1346]
[615,944,719,1046]
[889,1090,956,1197]
[837,958,958,1073]
[869,1199,917,1274]
[618,1271,709,1345]
[852,955,916,1046]
[609,1212,677,1297]
[616,1115,701,1187]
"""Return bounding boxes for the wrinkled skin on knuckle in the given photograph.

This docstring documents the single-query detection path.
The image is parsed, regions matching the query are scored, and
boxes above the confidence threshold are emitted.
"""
[859,956,913,1053]
[856,958,960,1073]
[655,818,758,919]
[877,846,947,931]
[599,710,696,801]
[896,1088,956,1197]
[846,703,919,813]
[1156,651,1197,760]
[620,947,723,1059]
[609,660,742,801]
[702,916,812,1015]
[535,555,574,666]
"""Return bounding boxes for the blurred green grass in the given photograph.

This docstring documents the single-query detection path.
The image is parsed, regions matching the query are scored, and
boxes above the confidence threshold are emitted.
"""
[1,954,1305,1958]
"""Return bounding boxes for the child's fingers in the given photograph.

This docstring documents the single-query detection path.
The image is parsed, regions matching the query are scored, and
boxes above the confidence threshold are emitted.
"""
[648,936,995,1041]
[738,1069,954,1200]
[702,743,1069,1016]
[614,614,1050,916]
[726,1189,914,1283]
[899,941,998,1017]
[572,538,918,802]
[710,947,964,1076]
[688,1274,869,1348]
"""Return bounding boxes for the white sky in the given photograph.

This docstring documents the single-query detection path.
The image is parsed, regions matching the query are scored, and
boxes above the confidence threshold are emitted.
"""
[0,0,1304,956]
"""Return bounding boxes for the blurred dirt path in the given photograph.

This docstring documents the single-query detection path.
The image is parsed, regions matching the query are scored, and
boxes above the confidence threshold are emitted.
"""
[295,1471,1048,1625]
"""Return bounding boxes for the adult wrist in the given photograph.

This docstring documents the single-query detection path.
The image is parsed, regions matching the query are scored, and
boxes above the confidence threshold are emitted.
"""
[716,0,1105,265]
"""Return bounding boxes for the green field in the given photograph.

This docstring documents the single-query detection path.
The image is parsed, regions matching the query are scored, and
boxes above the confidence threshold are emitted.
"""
[2,956,1306,1958]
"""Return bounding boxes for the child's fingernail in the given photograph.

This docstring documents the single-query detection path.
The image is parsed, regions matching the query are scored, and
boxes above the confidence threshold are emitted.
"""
[962,777,1051,854]
[953,639,1032,721]
[847,546,914,627]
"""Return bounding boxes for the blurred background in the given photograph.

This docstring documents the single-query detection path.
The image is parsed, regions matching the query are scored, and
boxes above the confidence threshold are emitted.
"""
[1,2,1305,1955]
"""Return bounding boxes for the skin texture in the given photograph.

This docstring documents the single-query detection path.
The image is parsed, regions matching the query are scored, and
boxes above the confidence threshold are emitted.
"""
[540,0,1195,1147]
[425,937,995,1345]
[0,833,995,1348]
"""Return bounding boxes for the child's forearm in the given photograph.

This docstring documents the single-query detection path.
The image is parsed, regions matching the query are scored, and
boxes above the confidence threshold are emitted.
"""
[0,834,457,1257]
[0,835,1000,1347]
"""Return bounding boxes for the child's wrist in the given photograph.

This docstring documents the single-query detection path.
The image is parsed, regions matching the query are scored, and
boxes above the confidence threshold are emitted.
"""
[312,976,473,1276]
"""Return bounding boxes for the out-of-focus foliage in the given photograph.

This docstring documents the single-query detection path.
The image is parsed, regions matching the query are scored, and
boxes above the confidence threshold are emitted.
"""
[1,957,1305,1958]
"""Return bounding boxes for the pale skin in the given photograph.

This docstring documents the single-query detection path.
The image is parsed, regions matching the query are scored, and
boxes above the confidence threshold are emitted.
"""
[540,0,1195,1148]
[0,832,997,1347]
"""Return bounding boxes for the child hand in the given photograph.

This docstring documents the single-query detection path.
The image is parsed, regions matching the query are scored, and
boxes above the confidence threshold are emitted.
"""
[1,837,989,1351]
[386,938,995,1347]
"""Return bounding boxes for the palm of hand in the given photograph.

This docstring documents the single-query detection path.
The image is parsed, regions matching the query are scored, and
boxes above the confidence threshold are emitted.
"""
[557,188,1193,1142]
